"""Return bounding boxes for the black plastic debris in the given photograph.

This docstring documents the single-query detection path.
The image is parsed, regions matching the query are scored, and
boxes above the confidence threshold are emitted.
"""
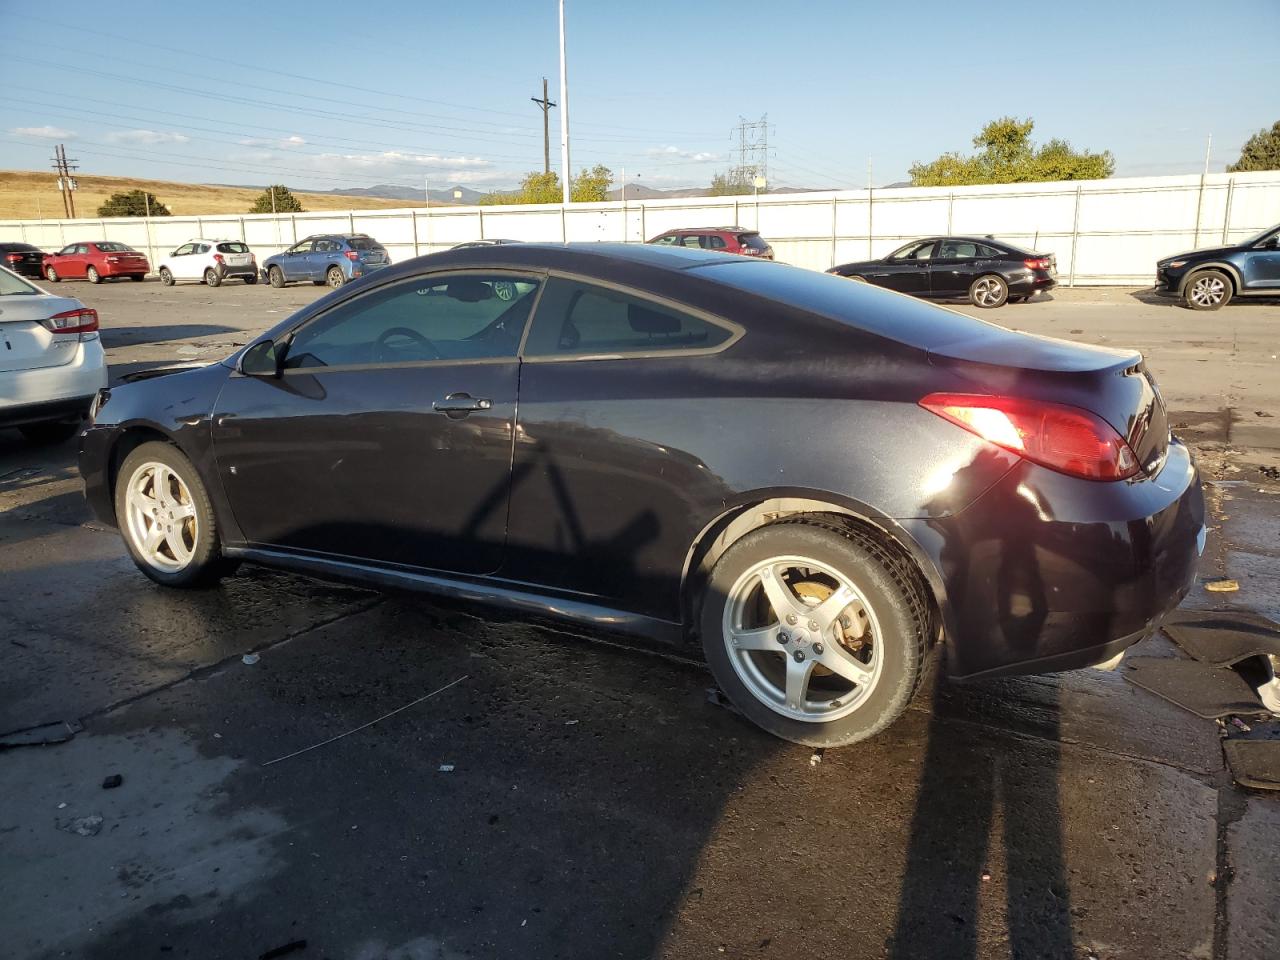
[1223,739,1280,790]
[1123,658,1265,719]
[1162,609,1280,666]
[0,719,83,749]
[102,774,123,790]
[258,940,307,960]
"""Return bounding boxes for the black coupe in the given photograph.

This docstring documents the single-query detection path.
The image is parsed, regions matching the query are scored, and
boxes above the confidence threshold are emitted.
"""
[79,243,1202,747]
[828,236,1058,308]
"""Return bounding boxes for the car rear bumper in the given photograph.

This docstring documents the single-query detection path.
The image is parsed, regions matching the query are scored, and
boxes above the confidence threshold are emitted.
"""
[0,394,96,429]
[0,338,108,413]
[902,438,1205,679]
[101,261,150,277]
[1009,272,1057,296]
[217,263,257,278]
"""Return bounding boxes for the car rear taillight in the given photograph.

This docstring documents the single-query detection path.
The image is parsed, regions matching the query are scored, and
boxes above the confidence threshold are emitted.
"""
[213,253,225,264]
[919,393,1140,481]
[4,252,22,264]
[1024,257,1051,270]
[344,250,360,261]
[41,307,100,337]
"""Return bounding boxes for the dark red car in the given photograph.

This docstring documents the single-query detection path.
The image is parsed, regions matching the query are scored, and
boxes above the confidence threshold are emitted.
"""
[647,227,775,259]
[43,242,149,283]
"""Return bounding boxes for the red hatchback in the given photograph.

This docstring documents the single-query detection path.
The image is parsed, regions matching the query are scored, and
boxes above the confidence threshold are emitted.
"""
[44,242,150,283]
[647,227,775,259]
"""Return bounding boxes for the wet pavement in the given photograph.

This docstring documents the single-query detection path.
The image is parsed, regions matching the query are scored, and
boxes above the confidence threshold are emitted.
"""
[2,279,1279,959]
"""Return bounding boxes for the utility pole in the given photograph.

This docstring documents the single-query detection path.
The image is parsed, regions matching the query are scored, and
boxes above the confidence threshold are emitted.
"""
[530,77,557,175]
[558,0,571,205]
[51,144,79,219]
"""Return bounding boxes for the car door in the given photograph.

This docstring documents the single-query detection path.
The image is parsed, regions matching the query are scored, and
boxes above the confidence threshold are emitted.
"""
[929,239,984,297]
[313,238,342,278]
[866,240,935,293]
[1241,229,1280,290]
[174,243,201,280]
[66,243,91,278]
[279,240,314,281]
[503,276,741,618]
[210,270,542,574]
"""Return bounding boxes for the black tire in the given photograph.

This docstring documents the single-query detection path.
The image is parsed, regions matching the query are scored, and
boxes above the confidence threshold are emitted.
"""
[159,267,174,287]
[45,266,60,282]
[243,273,258,285]
[130,274,145,282]
[113,441,235,588]
[700,517,931,748]
[1183,269,1232,311]
[968,274,1008,308]
[18,420,80,446]
[326,266,345,288]
[268,266,286,288]
[204,268,222,288]
[86,266,101,284]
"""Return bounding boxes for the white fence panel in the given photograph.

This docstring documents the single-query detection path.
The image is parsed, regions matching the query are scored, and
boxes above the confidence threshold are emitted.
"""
[3,171,1278,285]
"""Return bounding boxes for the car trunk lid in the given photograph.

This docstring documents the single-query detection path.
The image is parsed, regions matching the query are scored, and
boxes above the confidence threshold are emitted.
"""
[927,328,1169,473]
[0,295,89,373]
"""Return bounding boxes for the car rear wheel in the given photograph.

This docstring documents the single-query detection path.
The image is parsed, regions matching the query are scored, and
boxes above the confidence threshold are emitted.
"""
[159,267,174,286]
[969,274,1008,308]
[1184,270,1232,311]
[115,442,235,587]
[45,266,60,282]
[700,518,930,747]
[268,266,285,288]
[326,266,345,288]
[18,421,80,446]
[204,268,221,288]
[86,266,101,284]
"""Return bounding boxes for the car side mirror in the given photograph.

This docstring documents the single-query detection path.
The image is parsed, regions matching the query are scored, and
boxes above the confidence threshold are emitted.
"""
[241,339,281,377]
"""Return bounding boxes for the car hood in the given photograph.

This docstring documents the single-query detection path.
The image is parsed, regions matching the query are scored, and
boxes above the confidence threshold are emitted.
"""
[1159,245,1237,263]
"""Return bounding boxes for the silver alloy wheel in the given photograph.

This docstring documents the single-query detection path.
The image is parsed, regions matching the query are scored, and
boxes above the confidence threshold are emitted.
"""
[124,461,199,573]
[1189,274,1226,307]
[87,266,100,283]
[722,555,883,723]
[327,267,344,287]
[973,276,1005,306]
[493,280,516,301]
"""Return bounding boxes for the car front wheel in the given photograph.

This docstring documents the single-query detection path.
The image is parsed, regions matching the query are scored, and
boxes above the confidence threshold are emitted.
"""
[1184,270,1232,311]
[700,518,931,747]
[114,441,236,587]
[969,274,1008,308]
[268,266,285,288]
[159,267,174,286]
[45,266,59,282]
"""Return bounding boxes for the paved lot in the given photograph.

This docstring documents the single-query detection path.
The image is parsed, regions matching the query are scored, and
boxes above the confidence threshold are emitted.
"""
[2,278,1279,960]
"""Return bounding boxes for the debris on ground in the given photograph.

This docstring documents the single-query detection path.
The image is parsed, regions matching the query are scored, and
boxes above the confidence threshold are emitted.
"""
[705,686,740,715]
[1232,717,1253,733]
[101,774,123,790]
[438,764,455,773]
[809,749,824,767]
[0,719,83,749]
[1204,578,1240,593]
[1261,465,1280,480]
[258,940,307,960]
[241,653,261,665]
[57,815,104,837]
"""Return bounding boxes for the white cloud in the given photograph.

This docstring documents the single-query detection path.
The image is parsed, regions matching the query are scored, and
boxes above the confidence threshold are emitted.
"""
[646,145,721,163]
[239,135,308,149]
[10,125,76,140]
[105,129,191,145]
[229,148,508,186]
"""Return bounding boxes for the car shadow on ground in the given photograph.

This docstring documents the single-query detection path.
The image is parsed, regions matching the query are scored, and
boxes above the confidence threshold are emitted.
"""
[100,324,240,348]
[1127,287,1280,309]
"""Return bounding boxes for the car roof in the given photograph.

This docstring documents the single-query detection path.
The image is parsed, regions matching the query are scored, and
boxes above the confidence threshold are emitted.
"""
[664,226,754,235]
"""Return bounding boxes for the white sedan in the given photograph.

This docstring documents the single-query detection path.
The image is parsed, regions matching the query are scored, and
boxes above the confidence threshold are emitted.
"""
[157,239,259,287]
[0,265,107,444]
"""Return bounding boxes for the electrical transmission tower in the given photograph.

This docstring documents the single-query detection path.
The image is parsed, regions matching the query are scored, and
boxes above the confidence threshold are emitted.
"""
[729,115,770,187]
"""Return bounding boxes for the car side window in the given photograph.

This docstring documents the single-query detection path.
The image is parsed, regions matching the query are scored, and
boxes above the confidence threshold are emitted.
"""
[57,245,76,255]
[173,244,194,256]
[891,241,936,261]
[74,244,90,255]
[706,234,727,250]
[939,240,979,259]
[196,243,211,254]
[524,278,734,358]
[287,241,314,255]
[315,240,337,253]
[282,274,541,370]
[650,234,678,246]
[678,234,705,249]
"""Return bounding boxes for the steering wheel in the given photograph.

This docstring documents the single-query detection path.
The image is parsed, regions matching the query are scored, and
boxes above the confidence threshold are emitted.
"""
[373,326,439,362]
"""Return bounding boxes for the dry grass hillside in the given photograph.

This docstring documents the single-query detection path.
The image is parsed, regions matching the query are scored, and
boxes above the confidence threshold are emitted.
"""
[0,171,433,220]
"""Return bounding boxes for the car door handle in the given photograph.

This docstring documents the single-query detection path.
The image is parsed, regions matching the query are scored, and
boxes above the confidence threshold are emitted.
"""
[434,393,492,413]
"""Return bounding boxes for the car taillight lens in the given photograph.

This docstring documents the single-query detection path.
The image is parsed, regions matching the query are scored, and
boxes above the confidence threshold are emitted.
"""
[919,393,1140,481]
[5,253,22,263]
[213,253,225,264]
[1024,257,1050,270]
[344,250,360,261]
[41,307,100,337]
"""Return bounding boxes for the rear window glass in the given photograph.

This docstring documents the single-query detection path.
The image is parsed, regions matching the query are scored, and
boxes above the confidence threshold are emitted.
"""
[1,243,40,252]
[346,237,384,251]
[738,233,769,251]
[96,242,134,253]
[217,242,250,254]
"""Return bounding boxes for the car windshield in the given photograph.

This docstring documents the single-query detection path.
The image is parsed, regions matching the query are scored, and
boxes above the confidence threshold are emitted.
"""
[1243,225,1280,246]
[96,242,134,253]
[346,237,383,251]
[0,268,39,296]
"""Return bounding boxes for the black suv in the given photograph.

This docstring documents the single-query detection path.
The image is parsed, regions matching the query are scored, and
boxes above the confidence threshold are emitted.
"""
[1155,224,1280,310]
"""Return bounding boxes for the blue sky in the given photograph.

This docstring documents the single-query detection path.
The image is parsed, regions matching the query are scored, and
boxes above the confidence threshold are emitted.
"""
[1,0,1277,194]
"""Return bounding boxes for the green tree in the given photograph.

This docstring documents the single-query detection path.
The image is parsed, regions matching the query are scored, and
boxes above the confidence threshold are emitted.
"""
[479,166,613,205]
[249,185,305,213]
[97,190,170,217]
[1228,121,1280,172]
[910,117,1114,186]
[709,170,753,196]
[570,164,613,202]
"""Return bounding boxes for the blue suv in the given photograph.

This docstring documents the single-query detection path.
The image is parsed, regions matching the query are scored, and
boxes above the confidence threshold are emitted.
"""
[1155,223,1280,310]
[262,234,390,289]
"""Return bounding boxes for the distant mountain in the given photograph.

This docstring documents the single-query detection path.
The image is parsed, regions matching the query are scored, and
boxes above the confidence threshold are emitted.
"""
[317,183,480,205]
[608,184,824,201]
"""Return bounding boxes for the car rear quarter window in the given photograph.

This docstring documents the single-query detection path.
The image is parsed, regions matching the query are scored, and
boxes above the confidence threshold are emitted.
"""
[283,274,540,369]
[524,278,735,358]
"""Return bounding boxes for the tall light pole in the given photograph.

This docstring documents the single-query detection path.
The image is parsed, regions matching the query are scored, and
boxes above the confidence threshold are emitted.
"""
[558,0,571,205]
